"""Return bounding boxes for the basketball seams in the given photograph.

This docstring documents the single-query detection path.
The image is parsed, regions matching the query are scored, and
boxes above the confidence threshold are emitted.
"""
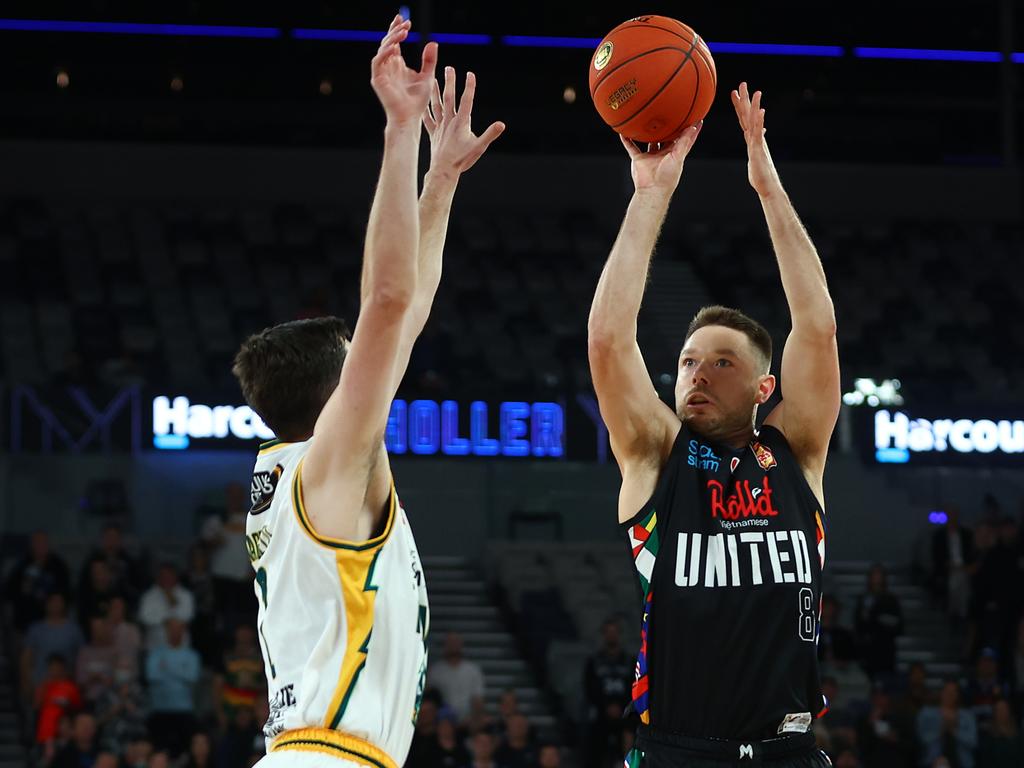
[691,41,718,89]
[609,52,692,130]
[591,46,691,96]
[606,32,701,133]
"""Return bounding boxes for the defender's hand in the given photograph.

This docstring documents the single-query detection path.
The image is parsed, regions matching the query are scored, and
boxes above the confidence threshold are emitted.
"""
[620,121,703,194]
[423,67,505,177]
[731,82,782,198]
[371,15,439,126]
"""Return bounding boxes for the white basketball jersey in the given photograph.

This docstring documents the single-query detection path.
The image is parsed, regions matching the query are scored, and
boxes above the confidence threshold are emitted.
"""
[245,439,429,766]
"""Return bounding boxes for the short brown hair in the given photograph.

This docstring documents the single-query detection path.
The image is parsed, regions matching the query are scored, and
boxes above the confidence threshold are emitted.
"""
[686,305,772,373]
[232,317,350,441]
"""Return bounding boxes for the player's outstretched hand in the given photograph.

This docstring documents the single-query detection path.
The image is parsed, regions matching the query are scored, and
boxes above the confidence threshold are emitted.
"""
[370,14,439,126]
[620,121,702,194]
[423,66,505,176]
[731,82,782,198]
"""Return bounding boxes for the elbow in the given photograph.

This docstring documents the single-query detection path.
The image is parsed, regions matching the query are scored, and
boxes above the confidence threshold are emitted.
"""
[364,285,416,315]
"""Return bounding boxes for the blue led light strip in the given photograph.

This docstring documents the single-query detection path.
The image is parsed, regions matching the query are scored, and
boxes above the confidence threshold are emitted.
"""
[0,20,1021,64]
[708,42,843,57]
[0,19,280,37]
[854,47,1002,62]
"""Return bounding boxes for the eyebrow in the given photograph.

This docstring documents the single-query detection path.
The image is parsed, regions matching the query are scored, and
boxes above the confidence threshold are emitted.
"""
[680,348,739,357]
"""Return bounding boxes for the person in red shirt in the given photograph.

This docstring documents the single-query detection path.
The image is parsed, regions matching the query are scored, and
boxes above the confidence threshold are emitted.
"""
[35,655,82,744]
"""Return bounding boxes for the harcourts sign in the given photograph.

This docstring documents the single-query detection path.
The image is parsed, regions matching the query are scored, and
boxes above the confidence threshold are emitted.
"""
[152,396,274,449]
[874,409,1024,464]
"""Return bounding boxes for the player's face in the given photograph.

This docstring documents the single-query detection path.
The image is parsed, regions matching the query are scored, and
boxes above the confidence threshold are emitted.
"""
[675,325,773,440]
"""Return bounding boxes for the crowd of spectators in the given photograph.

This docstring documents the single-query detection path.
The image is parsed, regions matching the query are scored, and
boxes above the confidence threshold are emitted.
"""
[406,631,564,768]
[4,485,264,768]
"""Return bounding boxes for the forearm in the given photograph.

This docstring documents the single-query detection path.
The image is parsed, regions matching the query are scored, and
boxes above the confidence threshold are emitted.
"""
[362,122,421,305]
[589,190,672,344]
[759,186,835,334]
[412,169,458,314]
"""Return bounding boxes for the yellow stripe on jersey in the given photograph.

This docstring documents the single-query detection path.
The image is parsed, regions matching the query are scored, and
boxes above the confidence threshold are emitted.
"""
[270,727,397,768]
[325,544,381,728]
[291,458,397,551]
[258,439,293,456]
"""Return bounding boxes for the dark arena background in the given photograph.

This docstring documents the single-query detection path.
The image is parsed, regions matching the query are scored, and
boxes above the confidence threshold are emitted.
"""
[1,2,1023,767]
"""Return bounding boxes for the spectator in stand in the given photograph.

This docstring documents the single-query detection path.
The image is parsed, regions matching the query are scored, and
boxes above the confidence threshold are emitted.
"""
[819,656,872,719]
[494,714,535,768]
[831,749,861,768]
[435,713,471,768]
[77,559,119,633]
[428,632,486,726]
[537,743,562,768]
[213,625,263,730]
[969,520,1017,663]
[977,698,1024,768]
[931,506,974,623]
[181,732,213,768]
[183,546,219,667]
[917,681,978,768]
[145,618,199,756]
[76,617,118,703]
[148,752,170,768]
[818,596,858,664]
[854,564,904,679]
[121,738,154,768]
[201,483,254,626]
[5,531,71,632]
[23,593,85,693]
[493,688,520,741]
[856,684,916,768]
[467,730,501,768]
[583,618,632,767]
[82,523,144,608]
[94,659,147,754]
[139,563,194,649]
[34,656,82,747]
[214,704,261,768]
[106,596,142,677]
[406,693,444,767]
[820,676,858,754]
[93,752,118,768]
[1012,617,1024,711]
[51,711,99,768]
[965,648,1010,732]
[891,662,932,723]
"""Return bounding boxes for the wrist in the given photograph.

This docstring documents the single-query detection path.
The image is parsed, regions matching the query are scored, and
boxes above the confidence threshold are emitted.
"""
[423,167,460,192]
[633,187,673,208]
[384,120,420,142]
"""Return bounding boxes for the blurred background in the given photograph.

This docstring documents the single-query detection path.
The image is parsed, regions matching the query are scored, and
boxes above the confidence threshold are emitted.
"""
[1,2,1023,768]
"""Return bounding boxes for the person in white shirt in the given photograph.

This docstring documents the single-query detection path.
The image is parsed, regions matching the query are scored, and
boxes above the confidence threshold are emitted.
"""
[138,563,194,648]
[428,632,485,725]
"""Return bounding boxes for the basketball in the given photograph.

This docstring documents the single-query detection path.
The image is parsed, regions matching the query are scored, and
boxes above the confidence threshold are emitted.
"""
[589,15,717,144]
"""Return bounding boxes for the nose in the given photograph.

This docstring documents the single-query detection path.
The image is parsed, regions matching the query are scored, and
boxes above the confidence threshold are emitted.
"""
[690,360,710,385]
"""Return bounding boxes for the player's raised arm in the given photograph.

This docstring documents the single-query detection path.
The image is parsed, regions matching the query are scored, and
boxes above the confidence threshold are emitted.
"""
[301,16,437,536]
[587,125,702,479]
[389,66,504,388]
[732,83,840,482]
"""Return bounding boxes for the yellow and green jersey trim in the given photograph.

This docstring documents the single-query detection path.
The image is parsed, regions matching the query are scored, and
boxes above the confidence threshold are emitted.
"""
[258,439,293,456]
[270,727,397,768]
[291,457,397,551]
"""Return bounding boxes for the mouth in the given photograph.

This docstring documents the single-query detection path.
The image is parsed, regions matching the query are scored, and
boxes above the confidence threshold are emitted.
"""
[685,393,713,408]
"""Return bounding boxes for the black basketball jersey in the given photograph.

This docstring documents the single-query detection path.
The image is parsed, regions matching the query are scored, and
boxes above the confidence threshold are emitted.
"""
[622,422,827,740]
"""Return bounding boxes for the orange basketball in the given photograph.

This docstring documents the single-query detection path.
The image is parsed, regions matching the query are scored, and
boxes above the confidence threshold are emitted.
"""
[589,15,717,144]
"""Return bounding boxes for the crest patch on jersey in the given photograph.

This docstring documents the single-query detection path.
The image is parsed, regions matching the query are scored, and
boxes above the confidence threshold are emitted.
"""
[751,442,777,471]
[250,464,283,515]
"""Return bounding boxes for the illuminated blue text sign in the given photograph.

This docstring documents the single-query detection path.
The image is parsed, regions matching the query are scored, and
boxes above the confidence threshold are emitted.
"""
[874,409,1024,464]
[385,400,564,458]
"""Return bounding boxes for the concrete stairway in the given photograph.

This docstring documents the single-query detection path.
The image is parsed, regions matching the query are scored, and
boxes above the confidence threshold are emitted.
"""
[424,556,556,730]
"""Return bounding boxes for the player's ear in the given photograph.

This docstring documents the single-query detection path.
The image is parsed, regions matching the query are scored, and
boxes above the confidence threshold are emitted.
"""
[756,374,776,405]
